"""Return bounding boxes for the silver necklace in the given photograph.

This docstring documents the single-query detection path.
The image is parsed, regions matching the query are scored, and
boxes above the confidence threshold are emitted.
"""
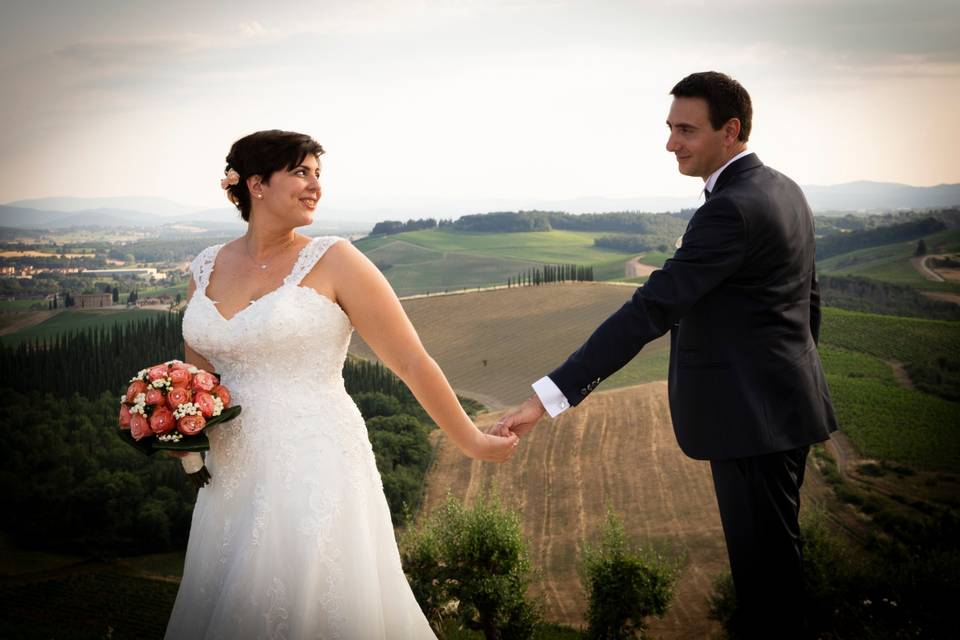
[245,237,295,270]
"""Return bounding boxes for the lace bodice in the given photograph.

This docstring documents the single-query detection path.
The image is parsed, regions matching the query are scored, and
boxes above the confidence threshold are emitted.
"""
[185,236,350,385]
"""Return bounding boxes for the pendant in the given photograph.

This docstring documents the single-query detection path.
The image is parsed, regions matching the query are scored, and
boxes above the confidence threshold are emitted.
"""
[260,264,267,270]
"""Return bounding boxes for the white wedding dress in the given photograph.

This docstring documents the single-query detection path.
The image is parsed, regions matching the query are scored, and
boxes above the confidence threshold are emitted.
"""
[165,236,436,640]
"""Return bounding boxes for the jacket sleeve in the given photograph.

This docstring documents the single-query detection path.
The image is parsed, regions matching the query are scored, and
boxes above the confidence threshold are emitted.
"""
[809,266,821,346]
[548,197,747,406]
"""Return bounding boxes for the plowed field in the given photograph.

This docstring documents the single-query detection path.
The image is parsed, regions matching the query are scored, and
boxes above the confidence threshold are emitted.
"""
[422,383,728,638]
[348,282,670,409]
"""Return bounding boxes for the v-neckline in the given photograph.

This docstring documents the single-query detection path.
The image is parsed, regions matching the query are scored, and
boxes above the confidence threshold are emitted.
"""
[204,238,316,323]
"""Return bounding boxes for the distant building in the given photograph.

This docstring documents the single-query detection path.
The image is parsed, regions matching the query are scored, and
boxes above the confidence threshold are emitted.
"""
[77,293,113,308]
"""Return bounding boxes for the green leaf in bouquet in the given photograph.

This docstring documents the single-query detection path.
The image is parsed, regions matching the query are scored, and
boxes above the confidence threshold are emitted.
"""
[205,404,242,428]
[116,428,158,456]
[150,404,241,452]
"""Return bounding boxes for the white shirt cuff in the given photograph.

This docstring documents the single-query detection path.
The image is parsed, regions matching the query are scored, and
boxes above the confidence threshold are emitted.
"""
[532,376,570,418]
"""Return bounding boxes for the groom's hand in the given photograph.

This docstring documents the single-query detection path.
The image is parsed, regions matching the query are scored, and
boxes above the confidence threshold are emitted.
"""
[491,395,546,439]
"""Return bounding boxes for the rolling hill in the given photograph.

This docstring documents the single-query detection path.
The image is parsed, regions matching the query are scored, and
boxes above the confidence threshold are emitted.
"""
[818,228,960,292]
[348,282,670,409]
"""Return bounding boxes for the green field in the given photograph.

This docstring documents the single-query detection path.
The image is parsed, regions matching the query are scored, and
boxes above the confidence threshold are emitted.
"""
[357,229,672,295]
[0,309,170,347]
[0,298,46,311]
[138,283,188,299]
[827,375,960,471]
[363,240,538,296]
[816,309,960,471]
[358,228,636,264]
[818,229,960,292]
[819,306,960,363]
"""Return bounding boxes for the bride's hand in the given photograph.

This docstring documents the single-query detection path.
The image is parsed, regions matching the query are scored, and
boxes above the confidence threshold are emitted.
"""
[165,450,190,459]
[465,429,519,463]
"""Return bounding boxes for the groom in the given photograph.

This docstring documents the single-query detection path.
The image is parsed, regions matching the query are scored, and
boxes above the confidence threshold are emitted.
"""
[495,71,837,638]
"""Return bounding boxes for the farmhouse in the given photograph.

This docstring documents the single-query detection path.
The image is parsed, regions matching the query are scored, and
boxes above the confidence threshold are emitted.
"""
[76,292,113,308]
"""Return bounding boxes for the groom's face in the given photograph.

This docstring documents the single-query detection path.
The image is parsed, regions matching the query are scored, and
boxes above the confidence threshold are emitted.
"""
[665,97,727,180]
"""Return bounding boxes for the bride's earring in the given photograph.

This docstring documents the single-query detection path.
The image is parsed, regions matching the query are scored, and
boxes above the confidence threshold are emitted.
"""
[256,194,263,199]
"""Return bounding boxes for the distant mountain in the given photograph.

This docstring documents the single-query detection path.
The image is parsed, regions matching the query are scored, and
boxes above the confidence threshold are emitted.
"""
[800,181,960,212]
[2,181,957,232]
[4,196,195,216]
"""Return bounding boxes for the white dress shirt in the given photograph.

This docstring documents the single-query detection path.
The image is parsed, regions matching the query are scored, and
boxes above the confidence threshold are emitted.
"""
[532,148,753,417]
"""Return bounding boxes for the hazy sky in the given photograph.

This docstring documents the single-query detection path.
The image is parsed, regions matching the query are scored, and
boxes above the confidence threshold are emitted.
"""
[2,0,958,212]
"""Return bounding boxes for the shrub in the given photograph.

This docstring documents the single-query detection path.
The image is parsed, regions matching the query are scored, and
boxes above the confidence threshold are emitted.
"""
[401,493,539,640]
[579,509,680,639]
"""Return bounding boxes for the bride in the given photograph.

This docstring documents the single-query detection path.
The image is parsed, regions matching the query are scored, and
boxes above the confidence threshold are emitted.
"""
[164,130,518,639]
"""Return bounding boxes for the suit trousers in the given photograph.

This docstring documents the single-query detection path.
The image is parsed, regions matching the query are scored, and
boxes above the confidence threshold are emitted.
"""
[710,445,810,639]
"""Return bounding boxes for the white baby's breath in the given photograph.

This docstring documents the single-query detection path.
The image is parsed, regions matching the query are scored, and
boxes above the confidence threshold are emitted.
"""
[212,396,224,417]
[187,366,199,375]
[174,402,200,419]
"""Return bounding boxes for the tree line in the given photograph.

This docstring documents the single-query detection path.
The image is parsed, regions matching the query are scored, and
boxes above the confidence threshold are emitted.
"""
[451,210,689,237]
[814,217,946,261]
[369,218,452,236]
[507,264,595,287]
[819,274,960,322]
[594,235,672,254]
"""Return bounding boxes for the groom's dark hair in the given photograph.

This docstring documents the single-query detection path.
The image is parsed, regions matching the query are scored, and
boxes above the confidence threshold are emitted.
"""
[671,72,752,142]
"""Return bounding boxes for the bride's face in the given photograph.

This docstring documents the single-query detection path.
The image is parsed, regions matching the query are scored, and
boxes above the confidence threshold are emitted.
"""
[255,155,322,227]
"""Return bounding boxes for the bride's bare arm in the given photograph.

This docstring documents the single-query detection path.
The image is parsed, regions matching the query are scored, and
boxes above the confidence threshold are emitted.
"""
[324,241,518,462]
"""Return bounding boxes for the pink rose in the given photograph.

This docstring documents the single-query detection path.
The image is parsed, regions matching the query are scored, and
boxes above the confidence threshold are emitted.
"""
[211,384,231,408]
[167,387,192,410]
[147,364,169,381]
[126,380,148,403]
[169,368,190,387]
[149,407,176,434]
[194,391,216,418]
[178,414,206,436]
[130,414,151,440]
[119,404,132,428]
[145,388,164,406]
[192,371,217,392]
[170,361,191,371]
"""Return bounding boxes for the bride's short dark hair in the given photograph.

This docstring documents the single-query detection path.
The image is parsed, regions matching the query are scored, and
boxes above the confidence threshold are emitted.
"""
[224,130,325,221]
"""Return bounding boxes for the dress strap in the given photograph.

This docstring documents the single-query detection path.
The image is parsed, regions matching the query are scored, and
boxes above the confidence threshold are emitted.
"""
[285,236,343,286]
[190,244,224,294]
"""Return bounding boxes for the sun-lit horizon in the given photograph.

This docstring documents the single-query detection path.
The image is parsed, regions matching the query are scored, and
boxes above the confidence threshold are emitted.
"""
[2,0,959,212]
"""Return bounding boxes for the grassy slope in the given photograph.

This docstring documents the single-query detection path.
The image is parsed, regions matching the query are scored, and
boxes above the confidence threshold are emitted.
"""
[0,309,170,347]
[819,308,960,471]
[356,229,670,295]
[357,228,632,263]
[818,228,960,292]
[362,239,538,296]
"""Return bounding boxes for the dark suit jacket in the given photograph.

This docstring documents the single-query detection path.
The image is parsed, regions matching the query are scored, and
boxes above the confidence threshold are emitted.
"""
[549,153,838,460]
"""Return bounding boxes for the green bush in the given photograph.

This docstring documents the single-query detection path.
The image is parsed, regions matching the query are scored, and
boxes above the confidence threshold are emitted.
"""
[579,509,680,639]
[708,507,959,639]
[401,493,539,640]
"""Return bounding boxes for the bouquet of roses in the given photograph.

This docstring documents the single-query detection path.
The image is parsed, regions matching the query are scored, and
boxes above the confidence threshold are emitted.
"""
[118,359,241,488]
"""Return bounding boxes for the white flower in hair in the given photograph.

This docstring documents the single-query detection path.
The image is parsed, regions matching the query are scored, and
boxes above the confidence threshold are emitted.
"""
[220,169,240,190]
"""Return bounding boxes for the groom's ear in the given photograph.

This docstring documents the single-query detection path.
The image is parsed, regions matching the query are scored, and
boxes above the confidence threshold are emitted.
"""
[722,118,742,146]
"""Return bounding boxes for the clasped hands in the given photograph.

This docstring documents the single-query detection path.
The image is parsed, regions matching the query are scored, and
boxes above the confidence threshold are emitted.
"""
[488,394,547,442]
